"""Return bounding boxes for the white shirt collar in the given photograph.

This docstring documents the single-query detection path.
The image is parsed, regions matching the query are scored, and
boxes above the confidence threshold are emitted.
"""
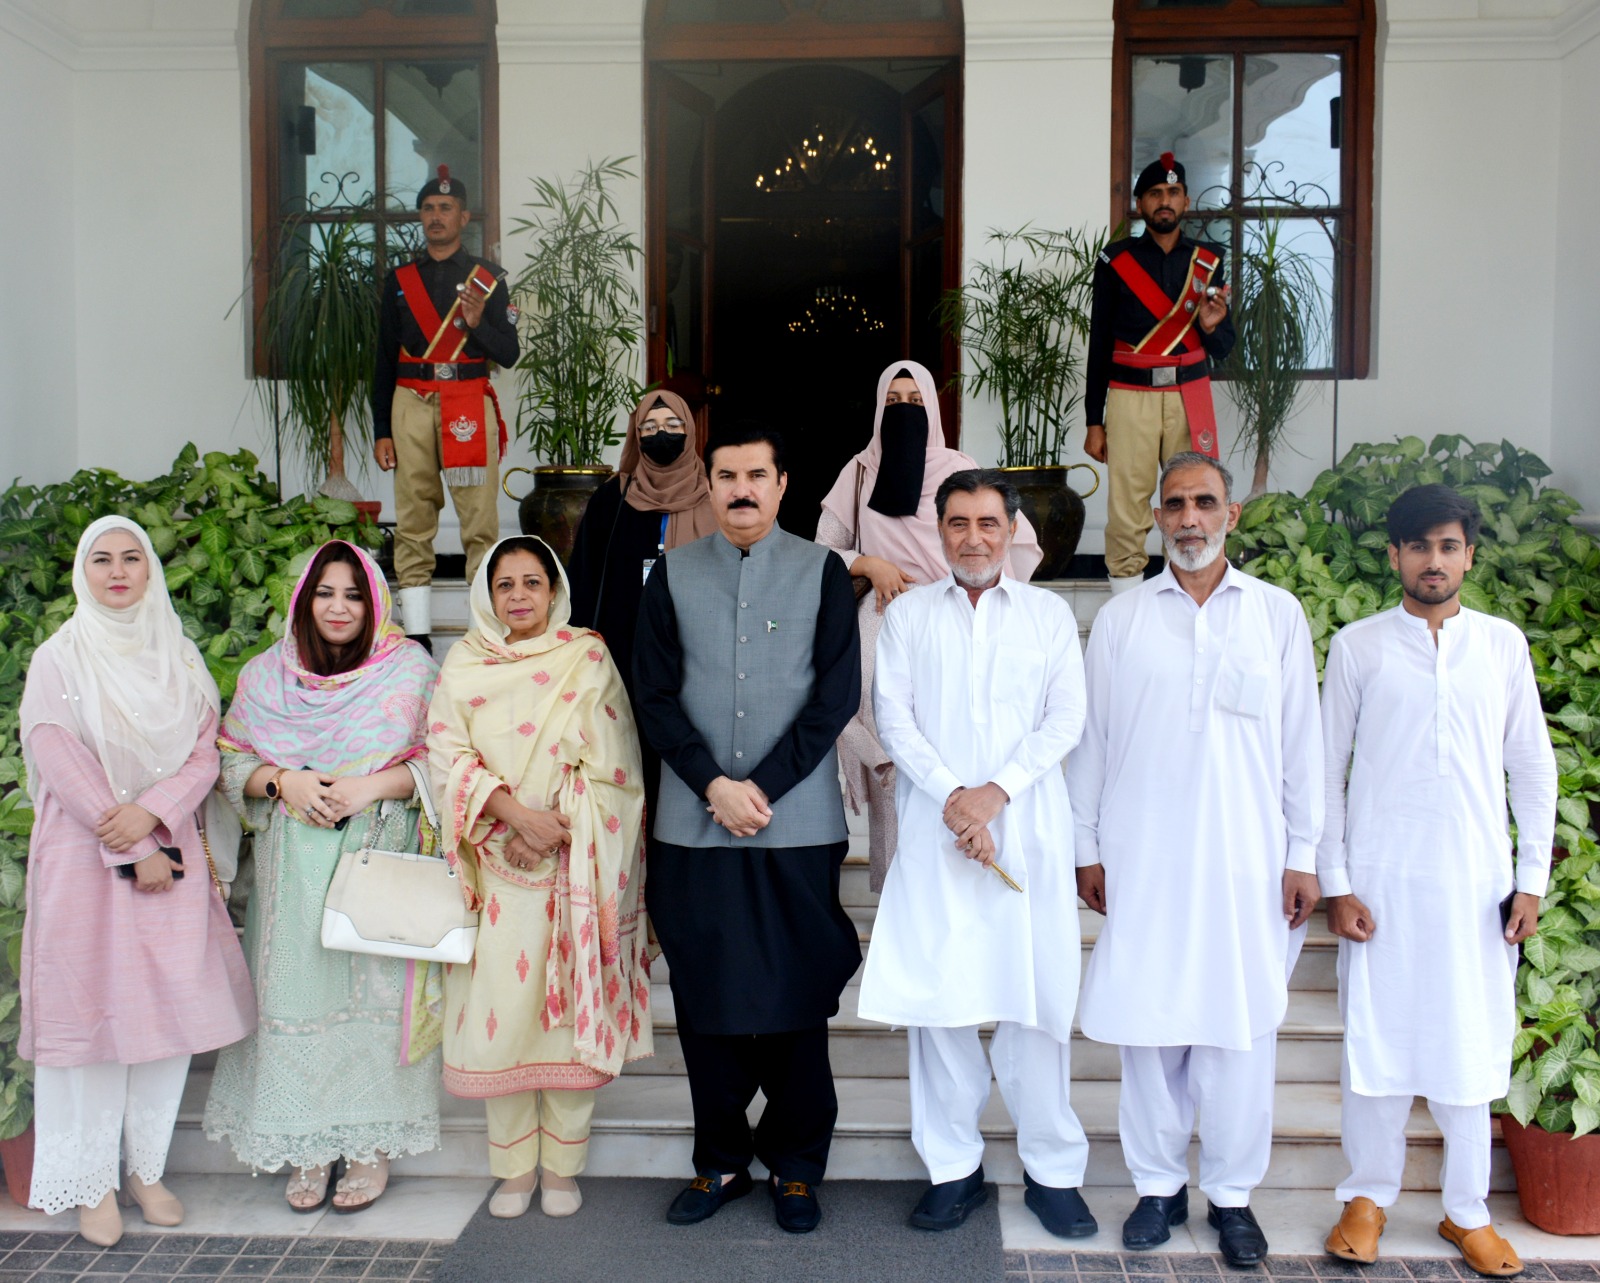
[1151,559,1246,600]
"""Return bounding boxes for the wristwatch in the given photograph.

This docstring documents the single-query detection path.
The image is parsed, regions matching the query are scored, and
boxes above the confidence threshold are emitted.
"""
[264,767,290,800]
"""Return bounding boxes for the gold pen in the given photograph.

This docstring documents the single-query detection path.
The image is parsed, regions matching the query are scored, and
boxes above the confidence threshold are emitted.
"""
[990,862,1024,893]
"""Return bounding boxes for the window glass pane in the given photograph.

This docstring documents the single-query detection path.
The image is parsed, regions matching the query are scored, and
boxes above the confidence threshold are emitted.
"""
[817,0,947,17]
[384,60,482,212]
[1242,54,1341,205]
[278,61,376,212]
[1131,55,1233,210]
[666,97,706,236]
[392,0,477,13]
[910,94,946,239]
[664,239,704,376]
[1237,216,1336,371]
[663,0,788,21]
[280,0,367,16]
[908,237,944,377]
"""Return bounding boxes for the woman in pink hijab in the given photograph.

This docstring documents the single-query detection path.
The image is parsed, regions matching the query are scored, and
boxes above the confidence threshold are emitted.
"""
[817,360,1042,890]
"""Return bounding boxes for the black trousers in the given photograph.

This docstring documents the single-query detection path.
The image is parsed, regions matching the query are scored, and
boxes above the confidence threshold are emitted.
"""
[676,1022,838,1186]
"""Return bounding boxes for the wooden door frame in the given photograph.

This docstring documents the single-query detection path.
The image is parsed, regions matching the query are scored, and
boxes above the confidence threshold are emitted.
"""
[643,1,966,438]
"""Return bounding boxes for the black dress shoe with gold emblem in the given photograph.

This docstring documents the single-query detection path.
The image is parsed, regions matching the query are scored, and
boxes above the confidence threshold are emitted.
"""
[665,1168,752,1225]
[770,1175,822,1233]
[1122,1189,1188,1249]
[1209,1201,1269,1267]
[909,1166,988,1231]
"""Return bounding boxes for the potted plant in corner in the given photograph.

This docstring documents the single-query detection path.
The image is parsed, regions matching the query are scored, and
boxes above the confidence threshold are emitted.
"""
[502,157,645,562]
[1495,792,1600,1233]
[250,187,387,521]
[940,225,1103,578]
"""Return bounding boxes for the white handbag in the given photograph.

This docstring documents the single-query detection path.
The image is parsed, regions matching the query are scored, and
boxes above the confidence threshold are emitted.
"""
[319,760,479,964]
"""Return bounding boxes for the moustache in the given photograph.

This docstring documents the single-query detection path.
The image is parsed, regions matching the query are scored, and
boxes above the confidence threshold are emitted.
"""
[727,498,759,510]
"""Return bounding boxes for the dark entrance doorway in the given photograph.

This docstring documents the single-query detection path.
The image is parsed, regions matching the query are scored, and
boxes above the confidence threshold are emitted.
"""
[647,25,963,538]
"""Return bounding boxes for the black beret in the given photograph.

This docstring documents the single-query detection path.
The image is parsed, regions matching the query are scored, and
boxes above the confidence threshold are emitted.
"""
[1134,151,1186,199]
[417,164,468,209]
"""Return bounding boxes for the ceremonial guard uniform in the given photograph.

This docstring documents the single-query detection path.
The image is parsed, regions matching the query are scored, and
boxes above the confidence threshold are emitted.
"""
[374,166,519,640]
[1085,153,1235,591]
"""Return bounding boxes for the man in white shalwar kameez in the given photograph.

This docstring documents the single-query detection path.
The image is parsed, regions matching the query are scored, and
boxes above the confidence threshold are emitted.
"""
[859,469,1096,1238]
[1320,484,1554,1278]
[1068,452,1323,1268]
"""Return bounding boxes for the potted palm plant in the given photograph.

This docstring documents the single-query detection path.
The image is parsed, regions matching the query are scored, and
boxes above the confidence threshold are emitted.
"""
[1219,212,1332,500]
[940,225,1102,578]
[251,189,385,517]
[501,158,645,561]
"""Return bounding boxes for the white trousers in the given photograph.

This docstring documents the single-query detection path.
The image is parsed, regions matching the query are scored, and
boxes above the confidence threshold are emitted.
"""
[1336,1082,1491,1229]
[30,1055,190,1215]
[1118,1033,1277,1207]
[908,1023,1089,1187]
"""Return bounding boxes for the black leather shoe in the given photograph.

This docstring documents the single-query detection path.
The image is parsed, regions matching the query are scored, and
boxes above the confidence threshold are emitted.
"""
[665,1168,752,1225]
[1122,1190,1189,1249]
[1209,1202,1269,1267]
[769,1175,822,1234]
[908,1166,988,1231]
[1023,1172,1097,1238]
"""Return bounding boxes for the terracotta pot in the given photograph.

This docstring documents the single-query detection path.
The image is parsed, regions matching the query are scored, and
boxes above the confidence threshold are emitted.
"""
[997,464,1101,580]
[353,500,382,526]
[0,1123,34,1207]
[501,466,613,567]
[1500,1115,1600,1234]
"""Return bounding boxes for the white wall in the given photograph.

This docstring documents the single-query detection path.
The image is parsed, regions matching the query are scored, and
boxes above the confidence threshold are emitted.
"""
[4,0,1598,535]
[0,21,79,486]
[1550,23,1600,510]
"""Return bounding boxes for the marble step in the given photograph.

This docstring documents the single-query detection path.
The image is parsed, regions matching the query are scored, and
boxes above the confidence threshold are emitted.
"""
[647,905,1341,995]
[623,982,1344,1082]
[167,1073,1513,1192]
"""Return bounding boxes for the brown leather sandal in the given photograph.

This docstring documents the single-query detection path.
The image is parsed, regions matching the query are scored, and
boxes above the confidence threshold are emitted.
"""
[1325,1197,1386,1263]
[1439,1216,1524,1277]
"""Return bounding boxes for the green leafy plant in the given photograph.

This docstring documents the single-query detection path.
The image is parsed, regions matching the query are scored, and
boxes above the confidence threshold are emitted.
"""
[508,157,645,467]
[939,225,1105,468]
[0,445,382,1138]
[1220,213,1331,499]
[249,198,387,498]
[1229,433,1600,1134]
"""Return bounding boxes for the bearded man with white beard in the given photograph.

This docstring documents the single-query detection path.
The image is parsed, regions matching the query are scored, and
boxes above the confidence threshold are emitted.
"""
[1067,452,1324,1268]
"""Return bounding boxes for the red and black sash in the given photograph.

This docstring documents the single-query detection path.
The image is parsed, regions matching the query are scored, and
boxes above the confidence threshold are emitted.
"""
[1106,246,1221,457]
[394,262,507,484]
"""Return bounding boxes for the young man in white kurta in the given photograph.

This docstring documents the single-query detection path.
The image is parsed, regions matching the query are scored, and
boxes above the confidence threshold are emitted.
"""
[860,471,1091,1233]
[1068,452,1323,1262]
[1320,485,1554,1271]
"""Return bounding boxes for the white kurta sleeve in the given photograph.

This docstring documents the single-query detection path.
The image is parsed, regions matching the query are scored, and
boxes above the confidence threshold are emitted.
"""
[873,599,964,803]
[1503,636,1557,897]
[990,602,1086,803]
[1066,613,1113,868]
[1316,631,1359,898]
[1277,598,1325,876]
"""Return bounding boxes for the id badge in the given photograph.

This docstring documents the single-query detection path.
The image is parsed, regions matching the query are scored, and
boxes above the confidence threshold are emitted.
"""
[641,558,656,585]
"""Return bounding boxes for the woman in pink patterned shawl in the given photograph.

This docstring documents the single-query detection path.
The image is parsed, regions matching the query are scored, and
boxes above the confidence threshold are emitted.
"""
[426,535,652,1220]
[202,541,441,1214]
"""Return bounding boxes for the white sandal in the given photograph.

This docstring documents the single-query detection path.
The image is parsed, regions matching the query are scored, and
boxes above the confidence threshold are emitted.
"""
[332,1154,390,1214]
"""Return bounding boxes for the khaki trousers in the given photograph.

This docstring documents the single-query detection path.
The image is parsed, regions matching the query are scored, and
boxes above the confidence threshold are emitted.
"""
[391,387,501,588]
[1104,387,1194,581]
[484,1088,596,1179]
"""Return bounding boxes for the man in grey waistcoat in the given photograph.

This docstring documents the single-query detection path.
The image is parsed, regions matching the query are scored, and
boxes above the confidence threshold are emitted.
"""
[634,421,862,1235]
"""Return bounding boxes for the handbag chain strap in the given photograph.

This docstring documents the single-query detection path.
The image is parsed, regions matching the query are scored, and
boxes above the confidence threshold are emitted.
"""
[196,823,224,898]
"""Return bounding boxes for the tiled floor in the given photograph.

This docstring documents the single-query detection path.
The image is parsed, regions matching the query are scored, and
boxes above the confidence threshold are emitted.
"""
[0,1180,1594,1282]
[0,1231,445,1281]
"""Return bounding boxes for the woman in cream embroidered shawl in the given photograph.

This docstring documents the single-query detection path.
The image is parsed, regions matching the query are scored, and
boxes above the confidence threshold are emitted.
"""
[426,536,652,1220]
[18,517,254,1245]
